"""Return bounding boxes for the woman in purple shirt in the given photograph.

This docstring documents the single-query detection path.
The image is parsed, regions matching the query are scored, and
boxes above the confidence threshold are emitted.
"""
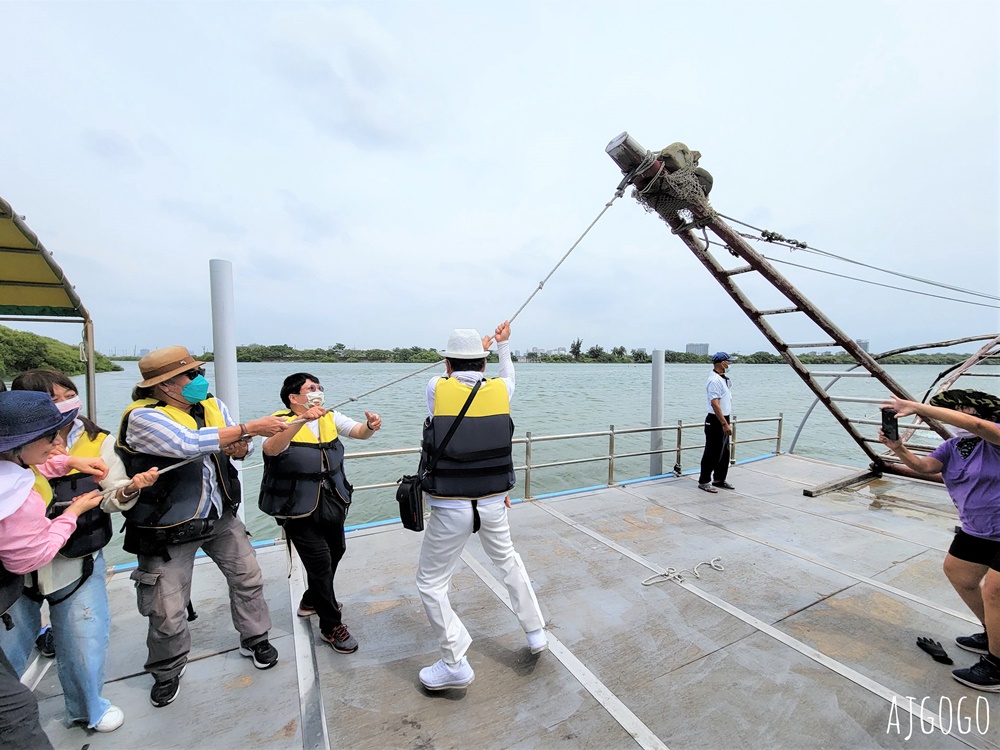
[879,390,1000,693]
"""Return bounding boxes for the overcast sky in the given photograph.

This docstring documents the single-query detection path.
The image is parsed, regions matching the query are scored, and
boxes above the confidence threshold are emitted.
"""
[2,0,997,357]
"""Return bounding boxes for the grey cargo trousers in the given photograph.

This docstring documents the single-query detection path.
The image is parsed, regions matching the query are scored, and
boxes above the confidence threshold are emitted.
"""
[131,511,271,682]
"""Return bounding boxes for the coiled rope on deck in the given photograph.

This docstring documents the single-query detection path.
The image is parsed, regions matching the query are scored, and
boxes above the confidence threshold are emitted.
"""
[641,556,724,586]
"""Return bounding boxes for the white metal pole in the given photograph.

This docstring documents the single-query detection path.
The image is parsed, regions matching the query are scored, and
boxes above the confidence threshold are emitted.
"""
[209,259,245,522]
[650,350,664,476]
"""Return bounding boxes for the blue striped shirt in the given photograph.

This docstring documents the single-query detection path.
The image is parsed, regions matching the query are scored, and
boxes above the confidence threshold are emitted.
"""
[124,398,252,518]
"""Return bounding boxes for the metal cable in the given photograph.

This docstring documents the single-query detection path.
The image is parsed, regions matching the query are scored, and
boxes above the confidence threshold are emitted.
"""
[703,238,1000,310]
[717,212,1000,302]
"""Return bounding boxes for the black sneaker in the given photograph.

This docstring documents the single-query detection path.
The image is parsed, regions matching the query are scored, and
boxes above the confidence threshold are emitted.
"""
[239,639,278,669]
[952,656,1000,692]
[35,626,55,658]
[150,665,186,708]
[320,624,358,654]
[955,631,989,655]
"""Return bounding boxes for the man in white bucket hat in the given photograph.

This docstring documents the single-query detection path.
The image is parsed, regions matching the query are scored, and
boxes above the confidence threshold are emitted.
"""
[415,321,547,691]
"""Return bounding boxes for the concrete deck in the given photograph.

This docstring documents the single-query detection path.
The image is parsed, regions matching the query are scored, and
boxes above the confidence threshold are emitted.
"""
[30,454,999,749]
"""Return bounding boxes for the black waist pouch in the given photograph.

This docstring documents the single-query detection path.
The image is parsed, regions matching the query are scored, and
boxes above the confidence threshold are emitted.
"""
[395,475,424,532]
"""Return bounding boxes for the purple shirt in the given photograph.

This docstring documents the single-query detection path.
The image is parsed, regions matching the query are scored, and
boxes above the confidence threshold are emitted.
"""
[929,430,1000,539]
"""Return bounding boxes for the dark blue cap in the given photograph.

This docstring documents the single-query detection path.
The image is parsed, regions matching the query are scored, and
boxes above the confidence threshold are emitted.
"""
[712,352,737,363]
[0,391,78,452]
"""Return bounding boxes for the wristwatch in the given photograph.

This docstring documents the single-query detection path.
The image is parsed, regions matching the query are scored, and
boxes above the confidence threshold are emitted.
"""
[239,423,252,443]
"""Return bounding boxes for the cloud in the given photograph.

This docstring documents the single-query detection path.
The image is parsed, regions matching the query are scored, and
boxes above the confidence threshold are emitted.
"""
[158,199,247,241]
[80,129,143,170]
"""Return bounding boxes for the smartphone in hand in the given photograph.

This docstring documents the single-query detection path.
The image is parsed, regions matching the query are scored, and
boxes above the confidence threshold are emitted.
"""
[881,408,900,441]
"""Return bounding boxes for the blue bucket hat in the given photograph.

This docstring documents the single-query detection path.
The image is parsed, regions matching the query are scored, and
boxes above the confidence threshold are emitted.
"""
[712,352,737,363]
[0,391,78,453]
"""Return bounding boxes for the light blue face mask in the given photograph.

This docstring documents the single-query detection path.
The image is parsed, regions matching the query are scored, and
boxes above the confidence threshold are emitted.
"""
[181,375,210,404]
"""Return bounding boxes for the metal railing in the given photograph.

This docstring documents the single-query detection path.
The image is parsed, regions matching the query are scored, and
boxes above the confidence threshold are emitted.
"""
[341,414,784,502]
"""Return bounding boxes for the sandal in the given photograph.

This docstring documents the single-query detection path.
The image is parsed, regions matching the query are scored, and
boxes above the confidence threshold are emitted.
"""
[698,483,718,493]
[713,481,736,490]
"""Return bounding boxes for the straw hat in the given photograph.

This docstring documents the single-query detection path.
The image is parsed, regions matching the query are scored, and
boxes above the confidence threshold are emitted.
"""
[442,329,490,360]
[137,346,207,388]
[0,391,78,453]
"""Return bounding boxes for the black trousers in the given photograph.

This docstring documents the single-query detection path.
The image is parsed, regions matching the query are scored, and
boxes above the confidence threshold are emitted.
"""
[698,413,731,485]
[0,647,52,750]
[283,487,348,635]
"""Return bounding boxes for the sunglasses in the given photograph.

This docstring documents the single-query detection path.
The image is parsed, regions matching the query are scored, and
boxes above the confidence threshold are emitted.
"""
[39,429,60,444]
[182,367,206,379]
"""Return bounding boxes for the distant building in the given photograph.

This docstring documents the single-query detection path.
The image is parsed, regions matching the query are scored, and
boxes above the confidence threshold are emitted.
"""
[686,343,709,356]
[855,339,870,353]
[139,349,150,356]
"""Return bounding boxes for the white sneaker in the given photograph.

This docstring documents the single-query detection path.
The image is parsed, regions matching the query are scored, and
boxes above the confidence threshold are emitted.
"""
[526,628,548,654]
[93,704,125,732]
[419,658,474,690]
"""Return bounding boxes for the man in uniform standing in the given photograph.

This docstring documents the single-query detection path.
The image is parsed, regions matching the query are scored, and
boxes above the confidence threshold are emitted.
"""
[698,352,737,493]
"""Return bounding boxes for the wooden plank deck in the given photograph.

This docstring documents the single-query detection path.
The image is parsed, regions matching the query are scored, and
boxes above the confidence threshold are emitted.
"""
[31,454,998,750]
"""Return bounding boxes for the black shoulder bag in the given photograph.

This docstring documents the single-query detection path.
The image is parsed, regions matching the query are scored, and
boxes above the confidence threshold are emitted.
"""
[396,380,481,532]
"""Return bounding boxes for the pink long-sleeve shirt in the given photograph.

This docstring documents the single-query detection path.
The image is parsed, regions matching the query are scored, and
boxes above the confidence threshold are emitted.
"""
[0,455,78,574]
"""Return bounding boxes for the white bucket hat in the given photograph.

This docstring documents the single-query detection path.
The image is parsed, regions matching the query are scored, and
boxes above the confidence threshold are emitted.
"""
[442,329,490,359]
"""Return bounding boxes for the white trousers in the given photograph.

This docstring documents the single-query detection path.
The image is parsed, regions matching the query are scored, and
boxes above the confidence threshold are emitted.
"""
[416,500,545,663]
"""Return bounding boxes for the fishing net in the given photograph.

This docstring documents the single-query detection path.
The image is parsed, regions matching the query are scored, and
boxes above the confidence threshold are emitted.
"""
[633,142,714,222]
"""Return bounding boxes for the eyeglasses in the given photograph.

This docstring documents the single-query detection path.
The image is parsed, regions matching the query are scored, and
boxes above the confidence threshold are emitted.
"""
[182,367,206,380]
[298,385,324,394]
[39,429,60,444]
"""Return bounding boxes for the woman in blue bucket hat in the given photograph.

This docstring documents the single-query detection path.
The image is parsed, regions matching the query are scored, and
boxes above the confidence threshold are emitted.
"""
[0,390,108,746]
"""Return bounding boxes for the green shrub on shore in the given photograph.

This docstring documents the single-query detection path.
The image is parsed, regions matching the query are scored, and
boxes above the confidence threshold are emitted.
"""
[185,343,992,366]
[0,326,122,378]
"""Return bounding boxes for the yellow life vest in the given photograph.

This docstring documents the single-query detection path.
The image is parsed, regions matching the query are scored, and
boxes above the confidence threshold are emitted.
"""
[422,377,515,499]
[115,397,239,532]
[42,428,114,558]
[30,468,53,506]
[258,411,352,519]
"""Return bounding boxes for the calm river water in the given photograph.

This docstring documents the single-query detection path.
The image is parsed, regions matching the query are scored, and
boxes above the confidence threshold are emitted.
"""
[71,361,991,567]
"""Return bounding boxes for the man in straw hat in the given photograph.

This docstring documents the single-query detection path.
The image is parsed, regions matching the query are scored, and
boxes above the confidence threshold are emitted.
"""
[880,389,1000,693]
[415,321,547,691]
[114,346,289,708]
[0,390,106,747]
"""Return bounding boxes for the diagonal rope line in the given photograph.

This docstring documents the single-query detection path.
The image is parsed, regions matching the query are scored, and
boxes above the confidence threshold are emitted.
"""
[508,192,623,324]
[330,190,626,409]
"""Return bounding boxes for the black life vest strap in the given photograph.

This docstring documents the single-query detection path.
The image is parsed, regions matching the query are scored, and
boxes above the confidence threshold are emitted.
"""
[23,555,95,607]
[424,380,482,480]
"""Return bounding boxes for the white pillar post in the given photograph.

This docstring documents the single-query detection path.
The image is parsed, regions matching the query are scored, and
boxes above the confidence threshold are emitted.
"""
[210,259,245,521]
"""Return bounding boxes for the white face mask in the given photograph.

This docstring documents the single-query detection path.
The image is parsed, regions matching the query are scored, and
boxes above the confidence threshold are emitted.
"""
[296,390,324,408]
[55,395,83,414]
